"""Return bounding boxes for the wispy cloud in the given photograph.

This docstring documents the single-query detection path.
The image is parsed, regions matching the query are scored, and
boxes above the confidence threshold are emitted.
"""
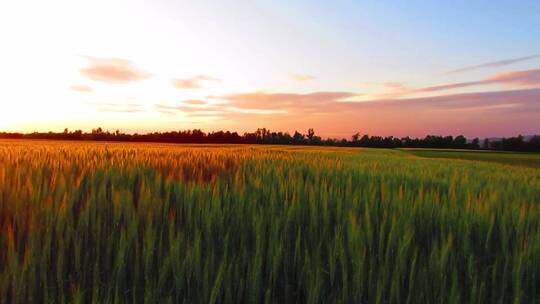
[214,92,357,113]
[184,99,207,105]
[207,88,540,137]
[88,102,143,107]
[372,68,540,99]
[414,81,484,93]
[154,103,224,118]
[81,57,151,84]
[361,82,410,99]
[445,54,540,74]
[97,108,144,113]
[70,85,93,92]
[88,102,145,114]
[172,75,220,89]
[155,104,215,112]
[157,110,176,116]
[363,82,407,90]
[487,68,540,86]
[368,88,540,112]
[290,74,317,81]
[215,88,540,115]
[380,82,408,90]
[416,68,540,93]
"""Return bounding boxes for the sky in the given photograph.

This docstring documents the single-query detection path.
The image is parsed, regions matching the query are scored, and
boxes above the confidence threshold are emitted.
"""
[0,0,539,138]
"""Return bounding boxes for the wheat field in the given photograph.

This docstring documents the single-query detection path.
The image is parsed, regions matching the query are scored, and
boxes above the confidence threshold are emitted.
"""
[1,140,540,303]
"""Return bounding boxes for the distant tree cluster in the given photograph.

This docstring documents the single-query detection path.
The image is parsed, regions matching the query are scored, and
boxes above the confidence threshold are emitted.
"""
[1,128,539,152]
[482,135,540,152]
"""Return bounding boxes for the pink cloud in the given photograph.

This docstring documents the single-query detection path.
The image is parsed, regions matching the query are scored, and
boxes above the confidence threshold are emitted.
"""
[217,88,540,114]
[184,99,207,105]
[172,75,220,89]
[215,92,357,113]
[414,81,485,93]
[70,85,93,92]
[97,108,144,113]
[81,58,151,84]
[290,74,317,81]
[381,82,408,90]
[382,68,540,97]
[154,103,224,118]
[445,54,540,74]
[487,69,540,86]
[210,88,540,138]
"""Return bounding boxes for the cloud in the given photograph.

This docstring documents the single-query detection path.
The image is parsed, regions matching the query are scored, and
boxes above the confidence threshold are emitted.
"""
[445,54,540,74]
[380,82,407,90]
[88,102,145,114]
[362,82,410,99]
[97,108,144,113]
[290,74,317,81]
[154,103,224,117]
[70,85,93,92]
[363,82,407,90]
[88,102,143,107]
[414,80,484,93]
[375,68,540,99]
[155,104,213,112]
[416,68,540,93]
[209,88,540,138]
[184,99,207,105]
[214,91,357,113]
[367,88,540,112]
[157,110,176,116]
[210,72,540,119]
[486,68,540,86]
[215,88,540,115]
[172,75,220,89]
[81,57,151,84]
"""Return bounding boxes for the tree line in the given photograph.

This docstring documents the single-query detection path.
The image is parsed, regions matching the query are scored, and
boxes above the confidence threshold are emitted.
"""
[1,127,539,152]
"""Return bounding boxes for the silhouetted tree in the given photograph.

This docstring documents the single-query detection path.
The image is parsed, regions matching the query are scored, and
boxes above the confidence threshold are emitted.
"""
[1,128,538,151]
[453,135,467,148]
[470,138,480,149]
[292,131,305,144]
[483,138,490,149]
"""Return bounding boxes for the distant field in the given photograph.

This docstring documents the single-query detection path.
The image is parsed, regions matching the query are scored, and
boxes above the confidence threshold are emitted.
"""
[1,140,540,303]
[401,148,540,168]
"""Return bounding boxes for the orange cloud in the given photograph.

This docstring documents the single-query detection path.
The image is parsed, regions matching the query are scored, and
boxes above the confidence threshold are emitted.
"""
[70,85,93,92]
[81,58,151,84]
[155,104,212,112]
[184,99,207,105]
[172,75,220,89]
[290,74,317,81]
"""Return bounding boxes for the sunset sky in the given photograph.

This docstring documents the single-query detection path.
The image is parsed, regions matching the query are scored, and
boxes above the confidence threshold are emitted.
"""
[1,0,539,138]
